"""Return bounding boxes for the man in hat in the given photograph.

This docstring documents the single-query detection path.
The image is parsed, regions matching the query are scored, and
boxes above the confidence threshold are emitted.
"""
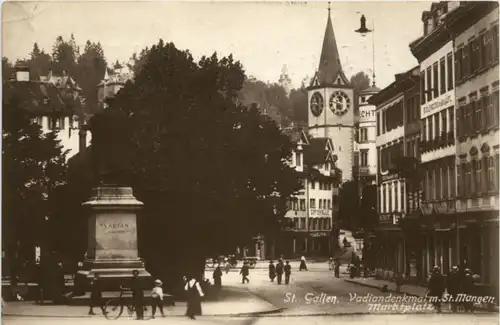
[130,270,144,320]
[427,266,445,313]
[446,265,461,312]
[240,261,250,284]
[151,279,165,318]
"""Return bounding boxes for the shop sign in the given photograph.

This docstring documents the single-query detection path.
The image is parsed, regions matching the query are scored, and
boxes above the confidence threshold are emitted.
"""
[310,232,328,237]
[421,93,453,118]
[359,108,375,122]
[310,209,331,218]
[380,173,399,182]
[379,214,392,223]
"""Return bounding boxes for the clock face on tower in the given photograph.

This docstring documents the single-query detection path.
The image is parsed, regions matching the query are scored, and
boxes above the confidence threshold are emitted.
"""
[329,91,351,116]
[310,92,324,117]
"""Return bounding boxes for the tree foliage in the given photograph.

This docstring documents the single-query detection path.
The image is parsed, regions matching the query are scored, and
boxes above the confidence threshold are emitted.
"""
[26,43,52,81]
[71,40,301,281]
[76,40,107,114]
[350,71,371,94]
[2,84,68,260]
[2,57,13,83]
[51,34,79,76]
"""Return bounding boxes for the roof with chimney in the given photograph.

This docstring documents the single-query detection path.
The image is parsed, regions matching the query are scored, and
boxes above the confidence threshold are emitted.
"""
[309,11,350,88]
[40,70,82,91]
[4,79,83,116]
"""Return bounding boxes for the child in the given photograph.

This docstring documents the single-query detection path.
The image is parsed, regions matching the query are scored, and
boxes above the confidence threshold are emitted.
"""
[151,279,165,318]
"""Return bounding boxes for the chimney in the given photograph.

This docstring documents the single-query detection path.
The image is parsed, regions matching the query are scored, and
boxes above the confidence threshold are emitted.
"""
[79,127,87,152]
[15,65,30,82]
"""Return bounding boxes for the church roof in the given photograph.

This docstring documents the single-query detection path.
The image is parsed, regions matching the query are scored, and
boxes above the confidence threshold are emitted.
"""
[316,12,344,86]
[304,138,334,166]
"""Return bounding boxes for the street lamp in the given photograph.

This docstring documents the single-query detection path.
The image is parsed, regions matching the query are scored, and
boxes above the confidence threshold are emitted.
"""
[355,15,376,87]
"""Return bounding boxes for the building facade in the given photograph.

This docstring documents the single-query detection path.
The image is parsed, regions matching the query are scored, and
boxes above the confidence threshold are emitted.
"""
[7,66,88,160]
[355,86,380,186]
[278,127,341,258]
[446,1,499,293]
[410,1,458,277]
[307,10,356,182]
[369,66,420,276]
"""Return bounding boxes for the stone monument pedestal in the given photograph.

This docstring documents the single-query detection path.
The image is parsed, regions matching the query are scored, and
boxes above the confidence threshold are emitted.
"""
[77,186,151,290]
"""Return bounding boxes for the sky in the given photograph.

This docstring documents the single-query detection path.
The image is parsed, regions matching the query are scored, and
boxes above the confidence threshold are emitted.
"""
[2,1,430,90]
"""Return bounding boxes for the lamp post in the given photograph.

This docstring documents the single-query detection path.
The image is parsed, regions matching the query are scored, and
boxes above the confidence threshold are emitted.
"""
[355,15,376,87]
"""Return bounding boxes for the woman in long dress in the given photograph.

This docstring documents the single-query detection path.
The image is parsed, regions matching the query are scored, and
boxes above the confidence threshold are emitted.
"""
[184,275,204,319]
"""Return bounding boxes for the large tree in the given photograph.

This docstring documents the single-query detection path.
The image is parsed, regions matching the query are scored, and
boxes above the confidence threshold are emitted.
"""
[350,71,371,94]
[76,40,107,114]
[2,57,13,83]
[69,40,301,288]
[2,84,68,267]
[52,34,79,76]
[26,43,52,80]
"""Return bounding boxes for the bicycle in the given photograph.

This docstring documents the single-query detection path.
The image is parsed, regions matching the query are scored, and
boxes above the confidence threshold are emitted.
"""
[103,287,151,320]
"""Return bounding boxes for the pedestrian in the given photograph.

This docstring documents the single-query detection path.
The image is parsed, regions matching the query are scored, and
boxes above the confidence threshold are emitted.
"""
[427,266,445,313]
[184,275,204,319]
[446,266,461,312]
[130,270,144,320]
[334,259,340,278]
[299,256,308,271]
[394,272,404,293]
[151,279,165,318]
[52,261,65,304]
[328,257,334,271]
[276,260,284,285]
[224,258,231,274]
[268,261,276,282]
[34,259,44,304]
[88,274,106,315]
[462,269,475,313]
[213,264,222,288]
[284,261,292,285]
[240,261,250,284]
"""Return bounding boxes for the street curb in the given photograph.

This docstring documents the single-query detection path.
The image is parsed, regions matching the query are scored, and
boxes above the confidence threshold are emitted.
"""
[345,279,499,313]
[2,308,286,318]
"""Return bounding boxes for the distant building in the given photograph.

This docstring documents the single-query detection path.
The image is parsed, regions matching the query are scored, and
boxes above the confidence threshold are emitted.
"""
[6,65,89,160]
[354,86,380,186]
[96,68,134,110]
[276,125,341,258]
[278,64,292,96]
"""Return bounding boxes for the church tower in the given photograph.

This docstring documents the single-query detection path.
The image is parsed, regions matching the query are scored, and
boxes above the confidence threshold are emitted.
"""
[307,7,355,182]
[279,64,292,96]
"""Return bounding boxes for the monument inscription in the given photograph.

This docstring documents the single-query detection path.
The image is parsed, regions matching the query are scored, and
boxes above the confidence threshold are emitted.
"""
[95,212,138,259]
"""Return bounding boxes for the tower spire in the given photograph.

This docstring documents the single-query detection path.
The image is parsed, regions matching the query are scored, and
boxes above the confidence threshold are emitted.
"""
[317,2,343,85]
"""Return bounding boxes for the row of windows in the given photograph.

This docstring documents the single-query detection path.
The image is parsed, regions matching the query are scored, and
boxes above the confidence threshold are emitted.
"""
[422,158,456,201]
[32,117,68,130]
[311,181,333,190]
[379,142,404,172]
[421,107,454,142]
[379,181,405,214]
[405,95,421,124]
[421,52,454,104]
[457,155,499,197]
[457,90,499,140]
[455,24,499,84]
[405,138,420,159]
[287,198,332,210]
[292,217,331,231]
[377,100,404,135]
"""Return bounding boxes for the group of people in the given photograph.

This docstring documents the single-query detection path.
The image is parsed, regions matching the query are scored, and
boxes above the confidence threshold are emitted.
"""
[268,258,292,284]
[427,265,478,313]
[328,257,341,277]
[88,270,205,320]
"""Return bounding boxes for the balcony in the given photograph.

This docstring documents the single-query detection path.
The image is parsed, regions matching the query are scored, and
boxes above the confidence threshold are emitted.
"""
[420,131,455,153]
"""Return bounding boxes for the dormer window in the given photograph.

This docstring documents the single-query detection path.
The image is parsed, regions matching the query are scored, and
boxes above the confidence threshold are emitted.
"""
[361,96,366,103]
[296,152,302,167]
